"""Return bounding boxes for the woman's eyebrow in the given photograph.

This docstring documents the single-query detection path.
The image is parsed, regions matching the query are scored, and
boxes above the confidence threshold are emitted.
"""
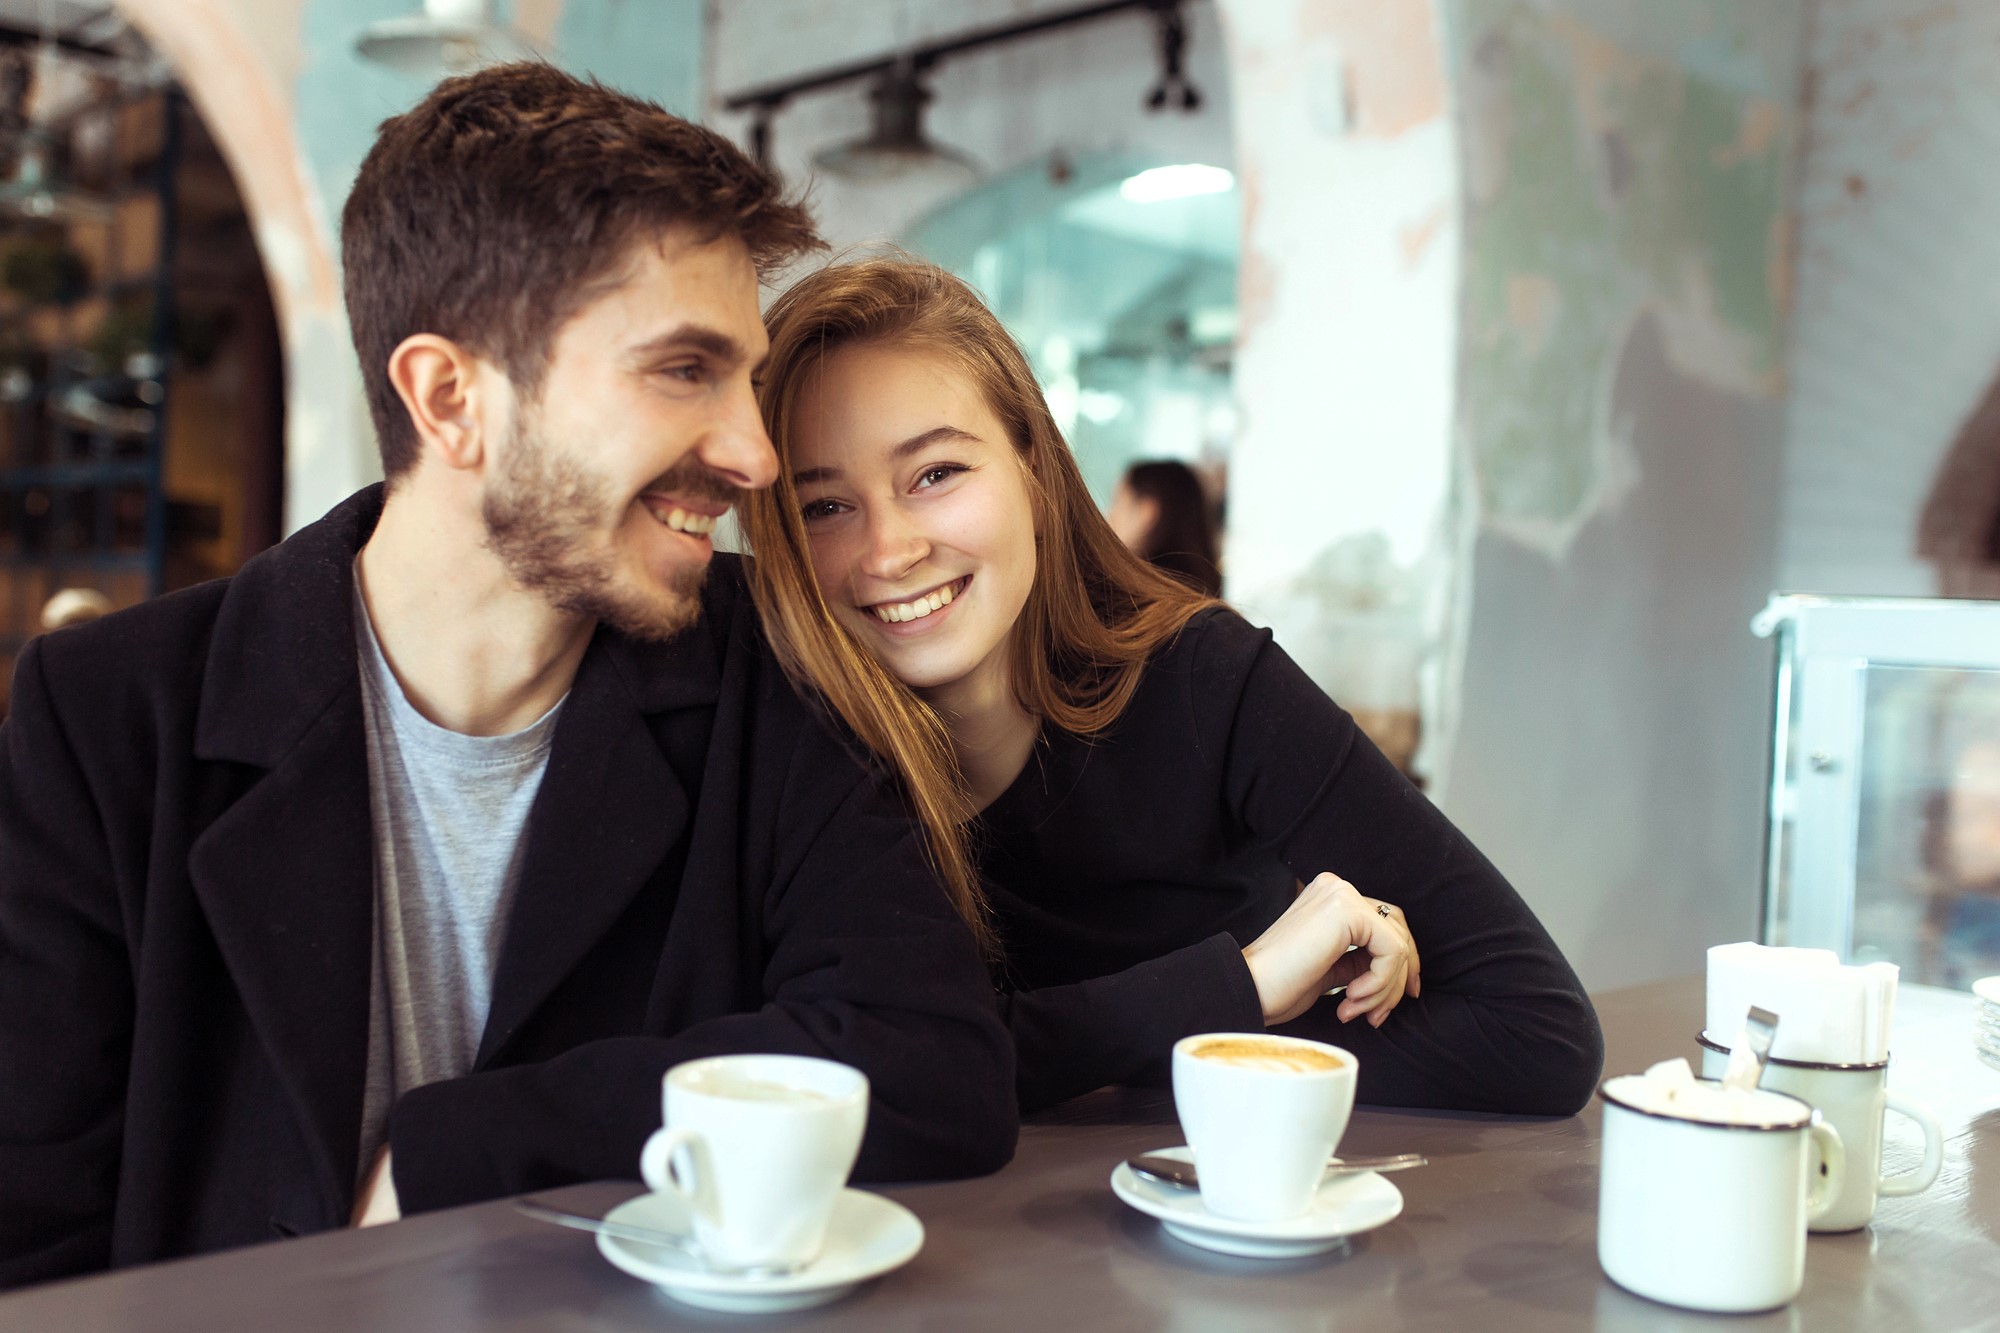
[793,426,981,486]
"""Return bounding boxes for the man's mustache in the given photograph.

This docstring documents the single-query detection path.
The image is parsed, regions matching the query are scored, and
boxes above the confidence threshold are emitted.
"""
[645,458,745,508]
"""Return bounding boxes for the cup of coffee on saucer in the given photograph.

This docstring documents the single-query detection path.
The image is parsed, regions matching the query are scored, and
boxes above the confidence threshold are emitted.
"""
[592,1054,924,1313]
[1598,1058,1846,1314]
[1110,1032,1403,1259]
[640,1053,867,1272]
[1175,1033,1356,1221]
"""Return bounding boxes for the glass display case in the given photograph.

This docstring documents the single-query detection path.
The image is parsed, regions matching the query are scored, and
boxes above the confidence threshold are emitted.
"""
[1755,594,2000,988]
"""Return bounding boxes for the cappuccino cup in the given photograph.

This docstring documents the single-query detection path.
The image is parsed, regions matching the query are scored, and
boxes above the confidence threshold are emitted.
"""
[1598,1073,1844,1313]
[1698,1032,1942,1232]
[1171,1033,1357,1223]
[639,1054,867,1272]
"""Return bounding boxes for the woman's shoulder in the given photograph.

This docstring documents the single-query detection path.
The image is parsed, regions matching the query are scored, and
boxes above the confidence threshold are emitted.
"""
[1149,603,1274,678]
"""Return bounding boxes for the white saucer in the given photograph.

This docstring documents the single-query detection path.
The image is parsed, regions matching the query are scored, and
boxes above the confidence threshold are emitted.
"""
[595,1188,923,1313]
[1109,1145,1404,1259]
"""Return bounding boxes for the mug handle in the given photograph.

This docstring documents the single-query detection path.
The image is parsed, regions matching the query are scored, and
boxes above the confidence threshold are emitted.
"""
[1876,1092,1944,1198]
[640,1126,706,1206]
[1804,1117,1846,1225]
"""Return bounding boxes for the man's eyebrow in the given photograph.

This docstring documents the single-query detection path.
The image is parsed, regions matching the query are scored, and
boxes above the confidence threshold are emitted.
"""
[626,324,748,365]
[793,426,981,487]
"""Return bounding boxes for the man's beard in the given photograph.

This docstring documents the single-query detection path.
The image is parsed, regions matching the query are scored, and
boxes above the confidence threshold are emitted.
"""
[481,412,740,643]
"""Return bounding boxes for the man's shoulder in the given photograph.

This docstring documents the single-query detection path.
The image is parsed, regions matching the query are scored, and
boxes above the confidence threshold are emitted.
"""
[29,578,233,696]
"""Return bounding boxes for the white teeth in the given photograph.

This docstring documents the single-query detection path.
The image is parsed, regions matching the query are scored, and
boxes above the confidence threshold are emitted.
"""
[662,507,717,536]
[872,580,959,624]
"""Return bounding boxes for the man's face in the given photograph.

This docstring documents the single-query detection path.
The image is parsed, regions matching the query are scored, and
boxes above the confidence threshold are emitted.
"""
[481,229,774,641]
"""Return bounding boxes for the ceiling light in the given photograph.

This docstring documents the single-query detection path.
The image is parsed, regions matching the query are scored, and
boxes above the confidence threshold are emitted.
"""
[812,60,976,186]
[1119,164,1234,204]
[355,0,538,76]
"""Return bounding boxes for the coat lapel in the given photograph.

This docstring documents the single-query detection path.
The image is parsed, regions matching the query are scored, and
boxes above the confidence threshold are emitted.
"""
[475,622,717,1067]
[188,691,374,1208]
[188,487,386,1210]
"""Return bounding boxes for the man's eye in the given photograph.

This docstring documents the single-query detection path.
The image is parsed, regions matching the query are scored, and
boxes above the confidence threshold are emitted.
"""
[915,464,966,489]
[662,363,707,384]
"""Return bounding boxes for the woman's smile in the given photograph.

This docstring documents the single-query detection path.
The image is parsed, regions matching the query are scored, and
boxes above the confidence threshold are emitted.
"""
[864,575,971,631]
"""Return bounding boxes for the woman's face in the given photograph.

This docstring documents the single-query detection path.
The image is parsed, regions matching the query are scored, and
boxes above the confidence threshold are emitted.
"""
[789,341,1039,703]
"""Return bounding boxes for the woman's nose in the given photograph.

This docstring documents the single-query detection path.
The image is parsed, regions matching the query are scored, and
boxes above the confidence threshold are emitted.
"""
[860,507,929,581]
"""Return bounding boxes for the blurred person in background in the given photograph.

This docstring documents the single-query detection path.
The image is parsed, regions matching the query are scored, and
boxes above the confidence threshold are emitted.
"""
[1106,459,1222,597]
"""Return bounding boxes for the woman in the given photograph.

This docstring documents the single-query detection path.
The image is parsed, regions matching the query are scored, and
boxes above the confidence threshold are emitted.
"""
[740,258,1603,1115]
[1107,459,1223,597]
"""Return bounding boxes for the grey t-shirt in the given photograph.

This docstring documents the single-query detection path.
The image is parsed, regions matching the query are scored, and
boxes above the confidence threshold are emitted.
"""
[352,580,565,1175]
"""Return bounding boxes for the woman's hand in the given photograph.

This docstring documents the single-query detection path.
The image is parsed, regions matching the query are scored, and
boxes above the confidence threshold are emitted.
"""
[1240,872,1421,1027]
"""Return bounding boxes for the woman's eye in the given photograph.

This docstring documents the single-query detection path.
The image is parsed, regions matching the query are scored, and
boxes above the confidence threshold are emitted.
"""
[800,498,847,523]
[915,464,966,490]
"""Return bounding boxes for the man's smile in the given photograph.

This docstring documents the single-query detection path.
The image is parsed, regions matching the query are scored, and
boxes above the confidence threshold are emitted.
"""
[640,493,727,536]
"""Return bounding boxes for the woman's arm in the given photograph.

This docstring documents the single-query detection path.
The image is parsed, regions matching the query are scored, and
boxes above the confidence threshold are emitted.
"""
[999,932,1262,1113]
[1198,617,1604,1116]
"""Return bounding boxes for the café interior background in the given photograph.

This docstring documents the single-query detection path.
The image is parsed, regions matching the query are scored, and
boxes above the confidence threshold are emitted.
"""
[4,0,1997,994]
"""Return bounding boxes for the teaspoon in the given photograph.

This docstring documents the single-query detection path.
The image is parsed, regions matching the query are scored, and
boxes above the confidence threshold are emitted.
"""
[513,1199,798,1278]
[1126,1152,1427,1191]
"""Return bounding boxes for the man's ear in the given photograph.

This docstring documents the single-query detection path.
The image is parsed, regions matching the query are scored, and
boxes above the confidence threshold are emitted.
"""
[386,334,495,472]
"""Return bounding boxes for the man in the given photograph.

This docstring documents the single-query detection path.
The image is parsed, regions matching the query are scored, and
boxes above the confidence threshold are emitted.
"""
[0,64,1015,1288]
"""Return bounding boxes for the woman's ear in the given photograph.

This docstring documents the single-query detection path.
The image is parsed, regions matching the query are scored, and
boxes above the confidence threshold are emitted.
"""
[386,333,491,473]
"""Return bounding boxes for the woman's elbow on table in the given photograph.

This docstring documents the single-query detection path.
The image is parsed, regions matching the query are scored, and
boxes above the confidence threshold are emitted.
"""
[1512,992,1607,1117]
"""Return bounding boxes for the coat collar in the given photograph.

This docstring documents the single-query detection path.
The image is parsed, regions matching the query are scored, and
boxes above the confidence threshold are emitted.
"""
[187,484,730,1207]
[193,484,724,767]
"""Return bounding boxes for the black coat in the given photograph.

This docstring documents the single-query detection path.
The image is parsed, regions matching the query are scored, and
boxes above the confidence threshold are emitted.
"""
[0,487,1016,1289]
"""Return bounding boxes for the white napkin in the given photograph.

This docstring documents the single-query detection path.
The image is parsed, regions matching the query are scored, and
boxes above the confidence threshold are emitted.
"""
[1704,942,1898,1064]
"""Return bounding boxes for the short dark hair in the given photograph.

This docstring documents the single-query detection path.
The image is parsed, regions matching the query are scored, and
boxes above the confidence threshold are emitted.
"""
[341,62,822,478]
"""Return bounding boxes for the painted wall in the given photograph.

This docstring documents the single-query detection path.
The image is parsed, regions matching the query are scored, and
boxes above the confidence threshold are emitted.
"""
[1212,0,1460,756]
[1776,0,2000,597]
[118,0,704,533]
[1435,0,1807,988]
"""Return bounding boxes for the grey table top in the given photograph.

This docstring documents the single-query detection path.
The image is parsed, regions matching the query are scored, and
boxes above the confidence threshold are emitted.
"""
[4,977,1997,1332]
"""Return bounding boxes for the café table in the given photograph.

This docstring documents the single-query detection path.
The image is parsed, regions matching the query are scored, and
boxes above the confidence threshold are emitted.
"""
[3,976,1996,1332]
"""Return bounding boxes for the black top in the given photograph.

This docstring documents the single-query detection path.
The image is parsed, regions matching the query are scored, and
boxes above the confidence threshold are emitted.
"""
[985,608,1603,1115]
[0,486,1015,1289]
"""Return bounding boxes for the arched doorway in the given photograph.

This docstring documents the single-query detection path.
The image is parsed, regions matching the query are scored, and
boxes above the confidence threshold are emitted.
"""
[0,3,283,705]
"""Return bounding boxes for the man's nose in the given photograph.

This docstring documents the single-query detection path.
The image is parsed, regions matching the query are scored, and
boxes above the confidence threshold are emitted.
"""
[699,378,779,492]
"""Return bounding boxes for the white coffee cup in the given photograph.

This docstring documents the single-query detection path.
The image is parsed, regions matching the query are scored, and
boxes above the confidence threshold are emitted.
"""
[1697,1032,1942,1232]
[639,1054,868,1272]
[1598,1074,1844,1313]
[1171,1032,1357,1223]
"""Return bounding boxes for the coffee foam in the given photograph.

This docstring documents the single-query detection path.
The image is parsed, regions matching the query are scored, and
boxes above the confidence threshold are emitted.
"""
[699,1074,835,1106]
[1606,1059,1809,1128]
[1188,1036,1347,1074]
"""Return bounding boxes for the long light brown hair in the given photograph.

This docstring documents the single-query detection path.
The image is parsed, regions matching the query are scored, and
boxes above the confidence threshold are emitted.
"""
[741,258,1218,954]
